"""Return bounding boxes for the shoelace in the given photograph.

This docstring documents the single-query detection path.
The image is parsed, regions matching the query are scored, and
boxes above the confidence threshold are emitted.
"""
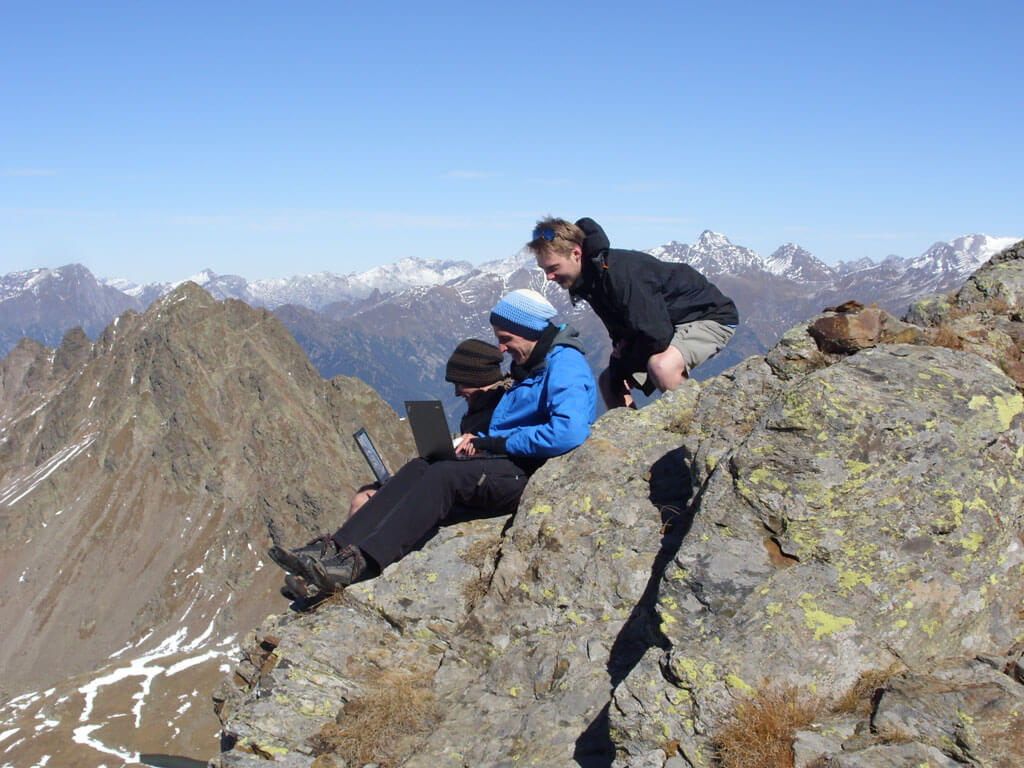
[317,534,334,558]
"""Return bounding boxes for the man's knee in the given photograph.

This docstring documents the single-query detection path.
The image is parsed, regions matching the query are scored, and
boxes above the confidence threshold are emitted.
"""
[647,347,687,391]
[348,487,377,518]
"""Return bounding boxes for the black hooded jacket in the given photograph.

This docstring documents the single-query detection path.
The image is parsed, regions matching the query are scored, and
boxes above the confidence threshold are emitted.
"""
[569,217,739,374]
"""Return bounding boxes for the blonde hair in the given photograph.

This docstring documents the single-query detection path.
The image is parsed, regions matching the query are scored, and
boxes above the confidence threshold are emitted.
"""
[526,217,585,258]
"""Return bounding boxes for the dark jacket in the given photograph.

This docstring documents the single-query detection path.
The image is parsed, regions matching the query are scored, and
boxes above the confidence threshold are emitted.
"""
[570,217,739,374]
[458,384,506,436]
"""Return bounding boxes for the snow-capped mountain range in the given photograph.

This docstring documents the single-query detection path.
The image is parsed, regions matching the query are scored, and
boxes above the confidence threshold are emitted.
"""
[67,231,1017,311]
[113,258,480,311]
[1,230,1020,403]
[1,231,1015,312]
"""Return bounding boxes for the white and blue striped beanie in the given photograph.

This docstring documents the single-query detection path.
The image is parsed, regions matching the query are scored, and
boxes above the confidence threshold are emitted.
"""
[489,289,557,340]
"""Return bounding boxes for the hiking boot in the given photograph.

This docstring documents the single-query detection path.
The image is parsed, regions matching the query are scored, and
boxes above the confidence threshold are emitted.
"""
[280,573,312,601]
[268,534,337,575]
[306,544,371,594]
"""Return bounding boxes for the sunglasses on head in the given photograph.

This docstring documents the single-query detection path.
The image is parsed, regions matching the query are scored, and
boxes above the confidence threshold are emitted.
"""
[532,226,557,242]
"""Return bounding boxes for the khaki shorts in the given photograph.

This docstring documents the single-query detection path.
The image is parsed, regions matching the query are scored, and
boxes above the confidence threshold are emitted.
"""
[630,320,736,395]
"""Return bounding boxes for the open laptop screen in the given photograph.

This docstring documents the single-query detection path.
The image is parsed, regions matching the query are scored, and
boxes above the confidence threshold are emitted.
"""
[404,400,459,462]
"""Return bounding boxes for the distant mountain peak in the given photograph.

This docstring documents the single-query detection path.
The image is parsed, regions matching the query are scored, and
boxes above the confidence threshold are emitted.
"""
[0,264,96,301]
[695,230,733,248]
[667,230,763,276]
[774,242,803,253]
[764,243,833,282]
[181,267,218,286]
[910,233,1020,277]
[949,233,1020,260]
[353,256,475,294]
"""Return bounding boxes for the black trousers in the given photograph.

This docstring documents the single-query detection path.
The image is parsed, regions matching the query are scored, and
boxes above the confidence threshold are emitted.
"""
[331,457,529,569]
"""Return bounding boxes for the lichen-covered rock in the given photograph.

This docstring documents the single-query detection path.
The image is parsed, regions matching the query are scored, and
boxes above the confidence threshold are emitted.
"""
[214,394,696,767]
[765,314,841,380]
[903,291,954,327]
[616,343,1024,766]
[870,660,1024,766]
[957,238,1024,308]
[825,741,961,767]
[907,238,1024,390]
[212,242,1024,768]
[400,400,696,767]
[213,516,507,762]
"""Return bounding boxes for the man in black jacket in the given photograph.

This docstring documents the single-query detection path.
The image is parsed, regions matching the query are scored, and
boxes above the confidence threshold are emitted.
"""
[528,216,738,408]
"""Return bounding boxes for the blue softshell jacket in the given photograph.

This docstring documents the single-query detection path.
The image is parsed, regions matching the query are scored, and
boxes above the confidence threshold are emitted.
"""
[486,324,597,459]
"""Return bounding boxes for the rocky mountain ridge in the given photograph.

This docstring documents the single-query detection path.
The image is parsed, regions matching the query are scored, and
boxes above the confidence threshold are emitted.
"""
[100,232,1019,307]
[208,239,1024,767]
[0,285,415,766]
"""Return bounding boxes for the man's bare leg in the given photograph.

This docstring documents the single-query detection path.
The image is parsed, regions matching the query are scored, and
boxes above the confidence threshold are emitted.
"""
[598,366,635,409]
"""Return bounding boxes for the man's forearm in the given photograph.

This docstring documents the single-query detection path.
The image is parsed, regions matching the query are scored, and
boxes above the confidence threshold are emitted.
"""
[471,435,508,455]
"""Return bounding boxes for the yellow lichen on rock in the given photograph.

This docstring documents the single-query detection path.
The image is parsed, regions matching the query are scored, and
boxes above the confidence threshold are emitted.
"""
[797,593,855,640]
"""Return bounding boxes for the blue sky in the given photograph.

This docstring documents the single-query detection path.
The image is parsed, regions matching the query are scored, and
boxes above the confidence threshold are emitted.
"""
[2,0,1021,284]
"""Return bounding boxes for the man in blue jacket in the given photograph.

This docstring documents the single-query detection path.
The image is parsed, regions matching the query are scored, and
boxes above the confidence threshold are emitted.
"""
[529,217,738,409]
[270,289,597,594]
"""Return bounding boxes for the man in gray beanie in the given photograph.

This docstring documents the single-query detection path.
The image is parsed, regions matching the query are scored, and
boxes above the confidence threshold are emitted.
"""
[270,289,597,596]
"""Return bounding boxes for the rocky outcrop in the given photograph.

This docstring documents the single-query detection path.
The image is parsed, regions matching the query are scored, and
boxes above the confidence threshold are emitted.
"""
[214,397,694,767]
[906,238,1024,391]
[211,245,1024,768]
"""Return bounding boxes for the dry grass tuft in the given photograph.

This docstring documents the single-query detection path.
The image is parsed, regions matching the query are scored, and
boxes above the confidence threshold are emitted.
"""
[946,296,1012,321]
[833,665,903,715]
[714,681,823,768]
[460,536,501,607]
[313,668,440,768]
[461,536,500,569]
[318,589,349,609]
[804,348,836,370]
[929,324,964,350]
[983,712,1024,758]
[977,296,1011,316]
[666,409,694,435]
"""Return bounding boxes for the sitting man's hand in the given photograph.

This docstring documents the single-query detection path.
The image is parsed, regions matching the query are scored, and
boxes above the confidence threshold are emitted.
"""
[455,434,477,456]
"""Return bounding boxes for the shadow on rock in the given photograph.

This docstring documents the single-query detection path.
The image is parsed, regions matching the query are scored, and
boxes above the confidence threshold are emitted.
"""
[573,703,617,768]
[575,447,696,765]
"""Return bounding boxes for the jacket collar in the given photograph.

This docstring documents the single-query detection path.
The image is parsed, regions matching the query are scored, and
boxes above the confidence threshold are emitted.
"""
[570,217,610,300]
[510,323,558,382]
